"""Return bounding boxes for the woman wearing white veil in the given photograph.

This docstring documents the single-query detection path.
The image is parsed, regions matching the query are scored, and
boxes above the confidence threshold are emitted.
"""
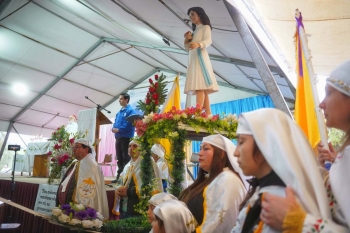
[179,134,247,233]
[231,108,346,232]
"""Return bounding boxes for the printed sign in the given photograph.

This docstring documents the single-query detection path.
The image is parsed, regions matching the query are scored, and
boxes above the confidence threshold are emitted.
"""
[34,184,58,215]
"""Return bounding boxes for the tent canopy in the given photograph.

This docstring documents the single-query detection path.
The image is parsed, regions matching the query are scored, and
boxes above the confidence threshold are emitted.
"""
[0,0,297,138]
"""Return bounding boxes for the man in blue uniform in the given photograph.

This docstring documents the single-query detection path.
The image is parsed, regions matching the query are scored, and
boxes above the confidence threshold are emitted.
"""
[111,93,136,183]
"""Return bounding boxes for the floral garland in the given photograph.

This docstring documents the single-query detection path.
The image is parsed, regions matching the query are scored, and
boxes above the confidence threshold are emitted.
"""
[135,104,238,199]
[136,73,168,115]
[51,202,104,231]
[47,126,87,184]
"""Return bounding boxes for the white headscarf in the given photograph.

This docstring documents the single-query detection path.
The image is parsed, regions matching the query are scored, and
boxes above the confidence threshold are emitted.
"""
[154,199,197,233]
[129,139,140,147]
[327,60,350,97]
[202,134,249,189]
[75,138,95,159]
[148,193,177,206]
[151,144,165,158]
[236,108,331,219]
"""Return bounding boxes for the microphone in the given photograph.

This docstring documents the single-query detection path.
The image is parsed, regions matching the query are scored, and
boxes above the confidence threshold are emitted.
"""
[84,96,111,114]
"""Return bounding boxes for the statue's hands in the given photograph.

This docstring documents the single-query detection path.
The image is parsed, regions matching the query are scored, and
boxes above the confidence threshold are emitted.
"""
[189,42,200,50]
[184,31,192,40]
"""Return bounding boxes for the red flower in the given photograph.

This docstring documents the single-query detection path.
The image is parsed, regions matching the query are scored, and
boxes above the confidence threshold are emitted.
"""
[57,127,60,130]
[58,158,64,165]
[155,75,159,80]
[152,93,158,100]
[154,83,159,88]
[69,138,75,144]
[149,78,153,84]
[54,144,61,150]
[58,139,63,143]
[146,98,151,104]
[149,87,155,93]
[63,154,69,160]
[47,151,52,155]
[155,99,159,105]
[51,157,56,162]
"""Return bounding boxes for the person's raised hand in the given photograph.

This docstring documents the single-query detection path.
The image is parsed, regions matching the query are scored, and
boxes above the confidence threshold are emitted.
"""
[261,187,302,230]
[317,141,336,166]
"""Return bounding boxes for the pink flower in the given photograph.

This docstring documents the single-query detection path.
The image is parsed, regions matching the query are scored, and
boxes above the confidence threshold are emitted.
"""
[58,139,63,143]
[47,151,52,155]
[54,144,61,150]
[69,138,75,144]
[58,158,64,165]
[51,157,56,162]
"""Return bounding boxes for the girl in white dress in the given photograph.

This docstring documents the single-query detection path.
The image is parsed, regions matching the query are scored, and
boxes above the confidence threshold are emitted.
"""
[184,7,219,115]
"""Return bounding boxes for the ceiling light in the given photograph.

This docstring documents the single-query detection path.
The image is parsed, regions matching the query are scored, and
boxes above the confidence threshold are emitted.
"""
[13,83,27,95]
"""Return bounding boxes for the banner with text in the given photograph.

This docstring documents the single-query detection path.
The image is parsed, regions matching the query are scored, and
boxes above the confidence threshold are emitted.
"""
[34,184,58,215]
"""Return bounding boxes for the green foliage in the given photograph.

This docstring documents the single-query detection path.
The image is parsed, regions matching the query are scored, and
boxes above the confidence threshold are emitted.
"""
[135,107,239,201]
[328,128,345,149]
[102,216,151,233]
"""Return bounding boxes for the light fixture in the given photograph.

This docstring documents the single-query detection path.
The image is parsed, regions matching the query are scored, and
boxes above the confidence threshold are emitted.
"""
[13,83,27,95]
[162,37,170,46]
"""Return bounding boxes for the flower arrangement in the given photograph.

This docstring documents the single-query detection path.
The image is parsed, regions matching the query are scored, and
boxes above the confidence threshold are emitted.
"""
[135,104,238,198]
[51,202,104,231]
[136,73,168,115]
[47,126,87,184]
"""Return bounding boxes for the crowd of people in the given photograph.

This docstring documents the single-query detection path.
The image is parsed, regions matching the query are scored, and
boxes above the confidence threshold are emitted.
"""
[57,58,349,233]
[56,17,350,231]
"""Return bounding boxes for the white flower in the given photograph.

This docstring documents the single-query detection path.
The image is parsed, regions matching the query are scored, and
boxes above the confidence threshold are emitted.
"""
[207,114,213,120]
[51,208,62,216]
[75,203,84,210]
[82,220,94,228]
[96,212,104,220]
[69,218,81,226]
[93,219,103,228]
[143,112,154,124]
[58,214,70,223]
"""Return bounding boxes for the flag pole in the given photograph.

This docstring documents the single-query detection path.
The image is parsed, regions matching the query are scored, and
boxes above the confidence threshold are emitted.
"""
[296,10,331,167]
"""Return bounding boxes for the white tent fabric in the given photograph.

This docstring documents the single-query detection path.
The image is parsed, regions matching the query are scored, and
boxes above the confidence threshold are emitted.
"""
[242,0,350,76]
[0,0,298,140]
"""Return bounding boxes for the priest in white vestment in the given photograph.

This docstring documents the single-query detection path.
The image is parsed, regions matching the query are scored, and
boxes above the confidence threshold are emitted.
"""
[56,138,109,220]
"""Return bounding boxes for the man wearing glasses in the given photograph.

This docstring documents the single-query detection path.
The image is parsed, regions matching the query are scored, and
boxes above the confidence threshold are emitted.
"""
[56,138,109,220]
